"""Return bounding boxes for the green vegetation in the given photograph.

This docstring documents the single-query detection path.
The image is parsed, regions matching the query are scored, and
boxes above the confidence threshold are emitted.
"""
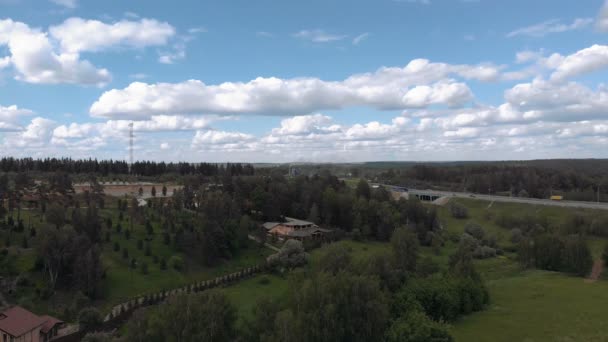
[451,270,608,341]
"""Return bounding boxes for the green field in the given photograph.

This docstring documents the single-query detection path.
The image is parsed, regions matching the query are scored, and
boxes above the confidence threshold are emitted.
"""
[451,270,608,342]
[221,274,289,324]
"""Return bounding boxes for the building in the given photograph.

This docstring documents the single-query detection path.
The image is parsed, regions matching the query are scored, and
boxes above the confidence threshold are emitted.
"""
[0,306,64,342]
[263,217,332,241]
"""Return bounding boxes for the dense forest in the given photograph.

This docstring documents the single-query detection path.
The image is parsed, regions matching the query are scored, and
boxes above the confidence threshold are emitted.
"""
[0,157,255,177]
[370,160,608,202]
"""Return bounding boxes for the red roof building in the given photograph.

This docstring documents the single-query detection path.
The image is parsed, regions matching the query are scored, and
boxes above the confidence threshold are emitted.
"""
[0,306,64,342]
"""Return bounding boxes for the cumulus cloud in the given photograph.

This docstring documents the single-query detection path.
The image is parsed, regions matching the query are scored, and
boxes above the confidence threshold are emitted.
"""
[49,18,175,53]
[89,58,503,119]
[507,18,593,38]
[0,16,179,85]
[0,19,111,85]
[549,44,608,81]
[0,104,34,131]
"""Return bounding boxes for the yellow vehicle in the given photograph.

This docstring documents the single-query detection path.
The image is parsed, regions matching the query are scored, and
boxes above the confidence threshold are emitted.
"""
[550,195,563,201]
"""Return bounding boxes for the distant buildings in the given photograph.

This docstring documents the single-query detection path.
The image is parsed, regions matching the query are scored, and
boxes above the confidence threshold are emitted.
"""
[263,217,331,241]
[0,306,64,342]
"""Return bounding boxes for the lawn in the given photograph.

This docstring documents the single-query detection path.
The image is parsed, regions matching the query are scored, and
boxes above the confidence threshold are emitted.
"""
[221,274,289,324]
[451,268,608,342]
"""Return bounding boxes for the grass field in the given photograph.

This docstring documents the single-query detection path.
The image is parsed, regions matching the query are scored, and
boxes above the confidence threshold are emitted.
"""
[221,274,289,325]
[451,269,608,342]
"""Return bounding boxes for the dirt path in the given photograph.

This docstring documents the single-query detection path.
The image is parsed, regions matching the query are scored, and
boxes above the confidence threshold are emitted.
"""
[585,259,604,283]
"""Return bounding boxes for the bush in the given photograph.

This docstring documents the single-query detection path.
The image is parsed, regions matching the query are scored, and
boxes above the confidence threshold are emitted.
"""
[169,255,184,271]
[473,246,496,259]
[160,257,167,270]
[267,239,309,270]
[510,228,523,244]
[258,276,271,285]
[464,222,485,240]
[78,307,102,331]
[449,203,469,219]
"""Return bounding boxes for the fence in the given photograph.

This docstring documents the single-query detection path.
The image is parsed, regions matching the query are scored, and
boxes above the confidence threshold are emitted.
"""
[51,263,267,341]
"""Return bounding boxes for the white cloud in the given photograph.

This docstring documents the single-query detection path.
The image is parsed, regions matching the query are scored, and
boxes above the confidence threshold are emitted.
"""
[352,33,370,45]
[90,58,503,119]
[549,44,608,81]
[596,0,608,32]
[507,18,593,38]
[50,0,77,9]
[401,81,472,108]
[160,142,170,150]
[271,114,339,136]
[191,130,255,150]
[3,117,56,148]
[0,104,33,131]
[0,19,111,85]
[49,18,175,53]
[294,29,347,43]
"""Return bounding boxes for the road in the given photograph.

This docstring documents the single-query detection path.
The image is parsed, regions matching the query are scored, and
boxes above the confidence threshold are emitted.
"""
[405,188,608,210]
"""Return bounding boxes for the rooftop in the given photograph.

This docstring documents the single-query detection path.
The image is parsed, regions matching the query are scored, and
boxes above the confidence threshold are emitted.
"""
[0,306,47,337]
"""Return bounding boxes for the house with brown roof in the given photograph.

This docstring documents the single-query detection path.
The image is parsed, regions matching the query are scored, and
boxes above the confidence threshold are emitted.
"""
[0,306,64,342]
[264,217,331,241]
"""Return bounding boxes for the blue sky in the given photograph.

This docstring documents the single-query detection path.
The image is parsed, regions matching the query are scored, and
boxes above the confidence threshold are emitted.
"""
[0,0,607,162]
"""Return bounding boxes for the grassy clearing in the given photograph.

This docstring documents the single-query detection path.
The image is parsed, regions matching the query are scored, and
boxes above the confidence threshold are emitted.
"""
[221,274,289,324]
[451,268,608,342]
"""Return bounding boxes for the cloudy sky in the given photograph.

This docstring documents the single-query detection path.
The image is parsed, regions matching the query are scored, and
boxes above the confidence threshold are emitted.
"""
[1,0,607,162]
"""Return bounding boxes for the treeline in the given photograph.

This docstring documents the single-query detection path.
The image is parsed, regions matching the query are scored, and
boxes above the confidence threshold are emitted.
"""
[178,172,441,245]
[375,161,608,201]
[0,157,255,177]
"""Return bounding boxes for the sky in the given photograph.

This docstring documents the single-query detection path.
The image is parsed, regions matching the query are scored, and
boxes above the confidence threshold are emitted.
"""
[1,0,608,163]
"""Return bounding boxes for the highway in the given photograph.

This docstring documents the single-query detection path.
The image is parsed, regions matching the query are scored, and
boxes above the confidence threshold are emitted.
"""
[406,188,608,210]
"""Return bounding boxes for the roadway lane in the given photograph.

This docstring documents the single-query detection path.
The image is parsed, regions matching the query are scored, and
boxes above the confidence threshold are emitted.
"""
[407,189,608,210]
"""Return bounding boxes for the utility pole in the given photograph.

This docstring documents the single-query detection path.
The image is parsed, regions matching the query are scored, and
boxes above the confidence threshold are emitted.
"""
[128,122,134,174]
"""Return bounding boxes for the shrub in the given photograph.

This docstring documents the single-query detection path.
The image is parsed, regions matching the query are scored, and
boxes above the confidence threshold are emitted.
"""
[449,203,469,219]
[78,307,102,331]
[169,255,184,271]
[473,246,496,259]
[464,223,485,240]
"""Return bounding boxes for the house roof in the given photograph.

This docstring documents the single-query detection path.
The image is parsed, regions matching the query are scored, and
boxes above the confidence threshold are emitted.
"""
[287,227,332,237]
[283,217,314,227]
[39,315,64,334]
[0,306,47,337]
[263,222,280,230]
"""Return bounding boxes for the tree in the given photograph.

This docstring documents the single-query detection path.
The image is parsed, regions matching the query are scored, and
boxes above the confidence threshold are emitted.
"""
[356,179,371,199]
[385,311,453,342]
[124,291,237,342]
[267,239,309,270]
[138,187,144,197]
[151,186,156,197]
[391,227,419,273]
[318,243,352,275]
[81,332,113,342]
[603,243,608,266]
[78,307,102,331]
[46,203,65,229]
[162,185,167,197]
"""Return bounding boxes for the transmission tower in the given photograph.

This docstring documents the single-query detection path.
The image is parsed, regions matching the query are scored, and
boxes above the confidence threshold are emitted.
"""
[128,122,134,174]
